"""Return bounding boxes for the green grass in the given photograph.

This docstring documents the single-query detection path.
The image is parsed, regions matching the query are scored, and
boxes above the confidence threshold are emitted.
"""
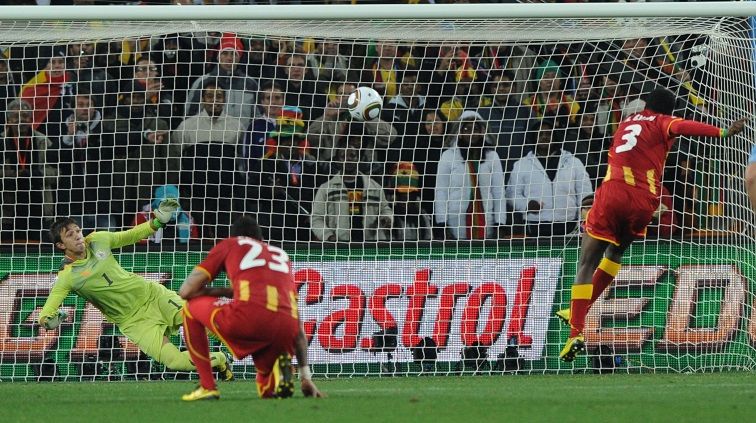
[2,373,754,423]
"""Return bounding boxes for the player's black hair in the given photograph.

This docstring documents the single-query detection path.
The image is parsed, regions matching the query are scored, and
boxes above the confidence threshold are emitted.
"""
[48,217,79,246]
[644,88,676,115]
[231,215,263,240]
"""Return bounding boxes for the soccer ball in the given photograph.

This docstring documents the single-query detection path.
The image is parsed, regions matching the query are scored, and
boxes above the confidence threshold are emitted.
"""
[347,86,383,121]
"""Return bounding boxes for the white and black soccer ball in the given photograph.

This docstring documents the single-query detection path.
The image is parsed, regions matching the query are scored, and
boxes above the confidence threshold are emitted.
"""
[347,86,383,121]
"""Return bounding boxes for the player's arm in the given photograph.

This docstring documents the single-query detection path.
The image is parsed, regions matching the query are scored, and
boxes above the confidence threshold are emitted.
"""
[746,161,756,212]
[108,199,181,248]
[668,117,747,138]
[178,267,233,299]
[179,240,233,299]
[295,320,325,398]
[38,275,73,329]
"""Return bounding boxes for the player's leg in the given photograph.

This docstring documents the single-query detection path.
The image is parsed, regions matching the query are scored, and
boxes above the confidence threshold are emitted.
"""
[253,320,299,399]
[745,158,756,212]
[181,297,223,393]
[560,234,609,362]
[570,233,609,334]
[155,288,233,381]
[590,236,633,303]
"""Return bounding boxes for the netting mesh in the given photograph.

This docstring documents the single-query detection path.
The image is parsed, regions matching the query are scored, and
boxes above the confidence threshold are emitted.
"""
[0,13,755,381]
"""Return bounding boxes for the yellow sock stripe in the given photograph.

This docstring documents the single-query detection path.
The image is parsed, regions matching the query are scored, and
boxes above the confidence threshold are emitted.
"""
[598,258,622,277]
[182,313,211,363]
[571,284,593,300]
[209,308,239,359]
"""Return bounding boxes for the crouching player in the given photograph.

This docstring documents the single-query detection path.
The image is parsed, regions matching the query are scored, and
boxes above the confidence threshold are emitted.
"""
[178,215,324,401]
[39,199,233,378]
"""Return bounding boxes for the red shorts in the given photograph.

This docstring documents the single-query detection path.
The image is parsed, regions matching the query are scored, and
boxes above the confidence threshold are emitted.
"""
[585,181,658,246]
[185,297,298,375]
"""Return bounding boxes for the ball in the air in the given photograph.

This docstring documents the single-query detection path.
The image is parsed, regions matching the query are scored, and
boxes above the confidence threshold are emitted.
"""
[347,86,383,121]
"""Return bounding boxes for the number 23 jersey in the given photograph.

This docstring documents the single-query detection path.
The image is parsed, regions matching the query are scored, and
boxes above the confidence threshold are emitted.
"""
[195,236,297,318]
[604,109,680,196]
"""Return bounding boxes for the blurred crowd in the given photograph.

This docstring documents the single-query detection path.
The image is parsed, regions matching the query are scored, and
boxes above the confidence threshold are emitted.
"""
[0,14,715,244]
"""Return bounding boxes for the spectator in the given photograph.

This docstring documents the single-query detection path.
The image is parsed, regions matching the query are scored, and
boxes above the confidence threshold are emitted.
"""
[383,68,426,149]
[172,80,244,149]
[307,39,349,88]
[478,69,532,172]
[595,73,627,136]
[366,42,402,100]
[66,42,114,110]
[311,144,393,242]
[131,56,177,129]
[131,184,200,244]
[390,162,433,241]
[308,82,397,165]
[150,33,206,109]
[246,37,276,80]
[186,32,258,126]
[103,83,171,216]
[0,58,18,128]
[20,45,74,137]
[277,53,323,121]
[0,99,56,241]
[250,107,325,242]
[55,91,115,231]
[240,81,284,168]
[565,103,609,188]
[522,59,579,125]
[410,110,446,211]
[434,111,506,240]
[438,70,487,122]
[506,118,593,237]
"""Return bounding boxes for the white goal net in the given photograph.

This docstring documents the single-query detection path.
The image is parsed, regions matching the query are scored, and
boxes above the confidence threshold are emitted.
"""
[0,4,755,381]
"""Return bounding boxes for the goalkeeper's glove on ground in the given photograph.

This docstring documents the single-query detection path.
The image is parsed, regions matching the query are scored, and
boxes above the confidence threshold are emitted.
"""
[41,309,68,330]
[153,198,181,229]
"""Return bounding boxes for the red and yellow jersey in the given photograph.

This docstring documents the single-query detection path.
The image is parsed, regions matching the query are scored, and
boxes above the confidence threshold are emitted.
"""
[196,237,297,319]
[604,109,723,196]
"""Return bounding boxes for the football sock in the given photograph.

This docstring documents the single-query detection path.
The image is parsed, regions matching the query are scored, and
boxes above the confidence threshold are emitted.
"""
[569,284,593,337]
[590,258,621,305]
[182,311,217,390]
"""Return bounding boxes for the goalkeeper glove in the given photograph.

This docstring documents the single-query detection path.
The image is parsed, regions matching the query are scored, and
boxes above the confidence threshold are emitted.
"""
[41,309,68,330]
[152,198,181,229]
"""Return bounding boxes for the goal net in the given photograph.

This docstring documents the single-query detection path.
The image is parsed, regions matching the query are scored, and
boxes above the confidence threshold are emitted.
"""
[1,4,755,381]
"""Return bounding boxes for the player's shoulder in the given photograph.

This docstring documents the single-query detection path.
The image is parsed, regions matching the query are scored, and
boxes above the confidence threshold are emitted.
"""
[85,230,109,245]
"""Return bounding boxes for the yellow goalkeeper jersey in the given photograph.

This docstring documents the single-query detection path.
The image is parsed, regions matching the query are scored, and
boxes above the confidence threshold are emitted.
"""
[39,222,158,325]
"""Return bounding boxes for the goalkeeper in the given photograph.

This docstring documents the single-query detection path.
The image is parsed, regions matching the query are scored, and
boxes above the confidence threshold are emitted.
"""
[38,199,233,379]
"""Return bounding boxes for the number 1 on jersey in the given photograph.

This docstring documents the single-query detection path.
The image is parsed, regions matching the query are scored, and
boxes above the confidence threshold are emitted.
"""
[616,124,642,153]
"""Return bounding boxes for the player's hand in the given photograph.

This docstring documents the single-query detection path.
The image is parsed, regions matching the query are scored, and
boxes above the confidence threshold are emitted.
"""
[301,378,326,398]
[41,309,69,330]
[727,117,748,137]
[652,202,669,219]
[154,198,181,224]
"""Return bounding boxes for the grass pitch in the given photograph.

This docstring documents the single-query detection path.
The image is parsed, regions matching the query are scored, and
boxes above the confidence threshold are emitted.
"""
[2,373,753,423]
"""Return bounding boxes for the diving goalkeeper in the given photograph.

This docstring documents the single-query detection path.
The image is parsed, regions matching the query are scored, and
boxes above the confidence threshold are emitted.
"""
[38,199,232,379]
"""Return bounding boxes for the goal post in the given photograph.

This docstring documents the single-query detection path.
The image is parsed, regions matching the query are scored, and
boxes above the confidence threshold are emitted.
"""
[0,3,755,381]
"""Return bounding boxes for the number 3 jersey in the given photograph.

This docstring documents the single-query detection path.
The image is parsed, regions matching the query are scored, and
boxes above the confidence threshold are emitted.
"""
[605,109,723,196]
[195,237,297,319]
[40,222,162,325]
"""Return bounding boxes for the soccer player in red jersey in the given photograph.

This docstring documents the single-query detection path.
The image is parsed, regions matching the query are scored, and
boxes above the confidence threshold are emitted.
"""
[558,88,747,361]
[178,215,324,400]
